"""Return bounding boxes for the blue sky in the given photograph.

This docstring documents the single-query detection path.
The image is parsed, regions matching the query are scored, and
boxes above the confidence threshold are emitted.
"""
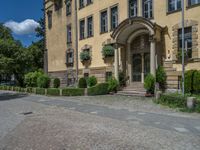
[0,0,43,47]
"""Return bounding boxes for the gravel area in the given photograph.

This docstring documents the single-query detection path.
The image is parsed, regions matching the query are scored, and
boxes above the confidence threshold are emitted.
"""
[0,91,200,150]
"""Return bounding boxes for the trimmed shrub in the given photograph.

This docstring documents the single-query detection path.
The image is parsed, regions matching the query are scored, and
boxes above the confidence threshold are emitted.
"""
[53,78,60,88]
[102,45,115,58]
[0,86,3,90]
[87,76,97,87]
[24,71,43,87]
[14,87,20,92]
[157,93,187,108]
[108,77,119,92]
[156,66,167,90]
[78,78,87,88]
[37,74,50,88]
[88,83,109,96]
[62,88,84,96]
[184,70,196,93]
[19,88,25,93]
[47,88,60,96]
[36,88,45,95]
[144,74,155,94]
[193,71,200,94]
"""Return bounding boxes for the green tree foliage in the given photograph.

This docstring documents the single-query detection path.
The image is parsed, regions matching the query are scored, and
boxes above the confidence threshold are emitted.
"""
[37,74,50,88]
[78,78,87,88]
[108,77,119,93]
[24,71,44,87]
[53,78,61,88]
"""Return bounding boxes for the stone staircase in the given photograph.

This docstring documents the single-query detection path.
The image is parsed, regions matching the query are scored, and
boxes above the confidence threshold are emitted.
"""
[117,82,146,96]
[163,61,181,90]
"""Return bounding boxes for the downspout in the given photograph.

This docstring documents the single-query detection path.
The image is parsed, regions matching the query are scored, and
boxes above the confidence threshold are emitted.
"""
[75,0,79,84]
[43,0,48,74]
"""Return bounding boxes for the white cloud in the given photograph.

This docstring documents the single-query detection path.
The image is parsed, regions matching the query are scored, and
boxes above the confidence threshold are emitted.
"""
[4,19,40,35]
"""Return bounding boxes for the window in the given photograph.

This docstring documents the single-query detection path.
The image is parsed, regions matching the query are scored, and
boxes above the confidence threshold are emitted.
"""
[168,0,181,12]
[66,50,74,66]
[188,0,200,6]
[143,0,153,18]
[111,6,118,30]
[67,25,72,43]
[55,0,63,11]
[80,19,85,40]
[47,11,52,29]
[129,0,137,17]
[105,72,112,81]
[87,16,93,37]
[79,0,84,9]
[178,27,192,58]
[100,10,108,33]
[87,0,93,5]
[66,0,71,15]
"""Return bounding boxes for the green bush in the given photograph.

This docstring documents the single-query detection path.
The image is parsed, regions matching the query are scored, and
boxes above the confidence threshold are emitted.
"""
[14,87,20,92]
[62,88,84,96]
[37,74,50,88]
[102,45,115,58]
[88,83,109,96]
[19,88,25,92]
[108,77,119,92]
[184,70,196,93]
[80,51,91,62]
[119,72,127,87]
[53,78,60,88]
[78,77,87,88]
[47,88,60,96]
[193,71,200,94]
[144,74,155,94]
[156,66,167,90]
[87,76,97,87]
[24,71,43,87]
[157,93,187,108]
[36,88,45,95]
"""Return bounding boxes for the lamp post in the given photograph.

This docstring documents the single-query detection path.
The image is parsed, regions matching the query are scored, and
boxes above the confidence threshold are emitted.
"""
[181,0,185,96]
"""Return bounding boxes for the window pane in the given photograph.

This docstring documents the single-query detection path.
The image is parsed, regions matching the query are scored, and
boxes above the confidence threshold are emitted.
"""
[111,6,118,30]
[129,0,137,17]
[143,0,152,18]
[101,11,108,33]
[80,20,85,39]
[87,17,93,37]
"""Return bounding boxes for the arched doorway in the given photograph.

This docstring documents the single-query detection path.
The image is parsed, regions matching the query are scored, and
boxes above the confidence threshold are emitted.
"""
[131,34,150,83]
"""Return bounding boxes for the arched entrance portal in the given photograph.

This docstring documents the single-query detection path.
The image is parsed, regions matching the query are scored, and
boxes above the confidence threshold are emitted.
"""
[131,34,150,83]
[111,17,163,86]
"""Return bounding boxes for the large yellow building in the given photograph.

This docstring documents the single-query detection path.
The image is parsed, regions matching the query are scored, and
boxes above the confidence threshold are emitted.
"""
[45,0,200,90]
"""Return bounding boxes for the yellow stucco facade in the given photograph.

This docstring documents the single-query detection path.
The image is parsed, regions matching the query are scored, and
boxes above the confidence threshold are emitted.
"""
[45,0,200,89]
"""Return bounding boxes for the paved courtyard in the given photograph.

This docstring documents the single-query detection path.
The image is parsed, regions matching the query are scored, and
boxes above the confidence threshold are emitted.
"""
[0,91,200,150]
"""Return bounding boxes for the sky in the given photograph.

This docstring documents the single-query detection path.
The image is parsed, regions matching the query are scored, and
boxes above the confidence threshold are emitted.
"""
[0,0,43,47]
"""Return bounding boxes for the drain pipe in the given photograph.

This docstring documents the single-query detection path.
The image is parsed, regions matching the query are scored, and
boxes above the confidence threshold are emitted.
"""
[75,0,79,85]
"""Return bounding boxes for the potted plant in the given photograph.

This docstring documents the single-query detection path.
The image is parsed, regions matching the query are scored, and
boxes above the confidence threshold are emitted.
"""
[102,45,114,63]
[144,74,155,97]
[80,51,91,66]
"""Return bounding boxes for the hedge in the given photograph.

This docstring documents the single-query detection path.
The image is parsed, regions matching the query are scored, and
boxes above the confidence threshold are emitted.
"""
[36,88,45,95]
[47,88,60,96]
[62,88,84,96]
[157,93,187,108]
[193,71,200,94]
[88,83,109,96]
[27,87,34,93]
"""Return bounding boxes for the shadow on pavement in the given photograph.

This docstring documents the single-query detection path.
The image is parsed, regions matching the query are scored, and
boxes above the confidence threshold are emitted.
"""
[0,92,28,101]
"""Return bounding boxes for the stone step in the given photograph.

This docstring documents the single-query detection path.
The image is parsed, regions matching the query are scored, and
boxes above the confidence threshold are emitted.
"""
[164,68,176,71]
[167,76,179,81]
[117,91,146,97]
[163,62,173,68]
[166,71,181,76]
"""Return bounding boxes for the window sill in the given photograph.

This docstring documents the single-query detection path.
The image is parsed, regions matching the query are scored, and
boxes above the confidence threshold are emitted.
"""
[66,13,71,16]
[86,35,94,39]
[100,31,108,35]
[67,41,72,45]
[79,37,85,41]
[86,2,93,7]
[166,9,182,15]
[79,6,85,10]
[186,3,200,9]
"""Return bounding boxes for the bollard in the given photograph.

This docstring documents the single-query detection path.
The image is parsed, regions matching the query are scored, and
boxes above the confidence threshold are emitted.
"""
[187,97,196,109]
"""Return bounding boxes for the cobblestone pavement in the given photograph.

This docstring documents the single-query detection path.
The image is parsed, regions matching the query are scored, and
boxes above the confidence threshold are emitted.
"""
[0,91,200,150]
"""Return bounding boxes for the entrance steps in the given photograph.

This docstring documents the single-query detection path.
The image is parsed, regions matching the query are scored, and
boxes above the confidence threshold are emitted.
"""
[117,82,146,97]
[163,61,181,89]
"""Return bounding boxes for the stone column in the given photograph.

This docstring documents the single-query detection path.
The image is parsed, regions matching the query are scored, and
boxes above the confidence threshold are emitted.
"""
[127,44,132,83]
[141,53,144,83]
[114,47,119,80]
[150,38,156,76]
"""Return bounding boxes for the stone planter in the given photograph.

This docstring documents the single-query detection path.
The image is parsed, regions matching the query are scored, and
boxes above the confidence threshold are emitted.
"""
[103,56,114,64]
[81,59,91,67]
[187,97,196,109]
